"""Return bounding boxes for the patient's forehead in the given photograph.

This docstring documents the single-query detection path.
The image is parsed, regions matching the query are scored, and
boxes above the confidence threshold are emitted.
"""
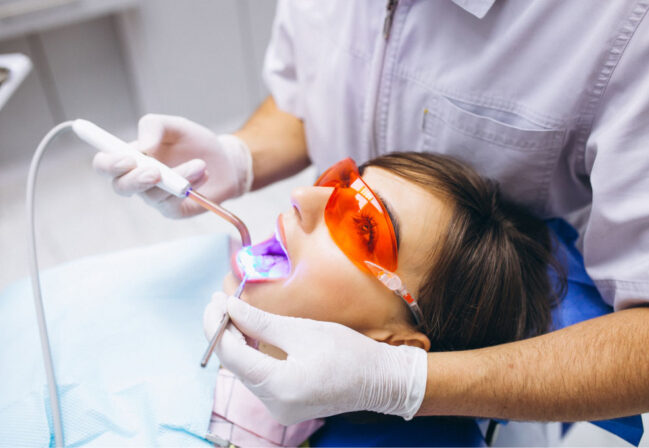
[361,167,450,288]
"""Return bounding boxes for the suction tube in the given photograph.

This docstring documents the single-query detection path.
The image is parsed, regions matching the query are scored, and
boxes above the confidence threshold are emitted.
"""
[27,121,75,447]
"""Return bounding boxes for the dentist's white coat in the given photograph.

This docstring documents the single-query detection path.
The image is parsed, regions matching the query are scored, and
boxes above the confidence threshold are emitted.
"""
[263,0,649,311]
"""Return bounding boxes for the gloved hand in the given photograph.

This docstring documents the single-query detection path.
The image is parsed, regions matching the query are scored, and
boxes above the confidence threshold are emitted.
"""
[203,293,429,426]
[92,114,253,218]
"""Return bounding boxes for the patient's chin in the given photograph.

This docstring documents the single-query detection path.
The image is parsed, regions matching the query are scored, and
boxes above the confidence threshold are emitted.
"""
[222,270,276,307]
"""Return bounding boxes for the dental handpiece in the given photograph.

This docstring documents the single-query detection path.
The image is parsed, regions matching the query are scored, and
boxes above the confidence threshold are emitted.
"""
[200,274,248,368]
[72,119,251,246]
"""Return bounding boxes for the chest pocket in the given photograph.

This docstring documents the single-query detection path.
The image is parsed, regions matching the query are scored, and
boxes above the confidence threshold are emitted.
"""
[422,95,566,214]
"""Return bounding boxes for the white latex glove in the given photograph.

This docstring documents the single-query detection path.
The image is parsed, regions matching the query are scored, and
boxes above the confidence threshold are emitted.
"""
[92,114,253,218]
[203,293,428,426]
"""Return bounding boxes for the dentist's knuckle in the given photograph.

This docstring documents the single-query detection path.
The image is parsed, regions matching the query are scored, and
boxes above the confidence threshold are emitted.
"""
[111,177,132,196]
[138,113,158,127]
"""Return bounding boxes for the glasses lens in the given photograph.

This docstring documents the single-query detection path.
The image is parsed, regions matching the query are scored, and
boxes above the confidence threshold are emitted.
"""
[320,160,398,272]
[315,158,357,188]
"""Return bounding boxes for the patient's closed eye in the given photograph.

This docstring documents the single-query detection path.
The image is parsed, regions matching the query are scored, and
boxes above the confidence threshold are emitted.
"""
[353,214,378,252]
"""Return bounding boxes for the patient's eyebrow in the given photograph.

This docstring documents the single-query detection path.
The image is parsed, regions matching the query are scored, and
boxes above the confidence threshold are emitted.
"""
[375,192,401,250]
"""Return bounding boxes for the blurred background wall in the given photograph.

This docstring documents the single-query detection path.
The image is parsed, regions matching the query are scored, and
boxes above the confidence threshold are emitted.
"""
[0,0,277,167]
[0,0,318,293]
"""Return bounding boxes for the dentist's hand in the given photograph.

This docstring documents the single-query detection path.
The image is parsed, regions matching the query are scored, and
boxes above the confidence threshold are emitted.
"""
[203,293,428,426]
[92,114,253,218]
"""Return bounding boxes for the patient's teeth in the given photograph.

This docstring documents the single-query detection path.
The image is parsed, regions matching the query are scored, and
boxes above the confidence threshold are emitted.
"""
[269,259,290,278]
[236,234,290,281]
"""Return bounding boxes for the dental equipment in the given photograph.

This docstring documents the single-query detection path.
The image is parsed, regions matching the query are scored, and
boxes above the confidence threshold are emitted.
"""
[71,120,253,368]
[200,273,248,368]
[0,53,31,110]
[27,120,252,447]
[71,119,251,246]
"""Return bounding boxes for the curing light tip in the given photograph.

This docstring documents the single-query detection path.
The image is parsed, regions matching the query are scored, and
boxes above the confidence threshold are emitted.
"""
[186,189,251,247]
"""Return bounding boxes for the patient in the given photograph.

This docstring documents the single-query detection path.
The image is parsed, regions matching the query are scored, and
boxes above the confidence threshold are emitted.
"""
[205,152,564,446]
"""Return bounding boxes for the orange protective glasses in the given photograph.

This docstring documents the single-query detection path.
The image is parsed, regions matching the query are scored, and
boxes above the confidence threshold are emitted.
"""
[315,158,424,325]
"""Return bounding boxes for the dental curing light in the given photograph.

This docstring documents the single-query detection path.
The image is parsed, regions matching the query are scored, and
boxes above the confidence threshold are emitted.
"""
[72,119,251,246]
[71,120,255,367]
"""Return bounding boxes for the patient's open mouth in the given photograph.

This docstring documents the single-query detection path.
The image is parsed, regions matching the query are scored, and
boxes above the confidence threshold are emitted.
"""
[234,219,290,282]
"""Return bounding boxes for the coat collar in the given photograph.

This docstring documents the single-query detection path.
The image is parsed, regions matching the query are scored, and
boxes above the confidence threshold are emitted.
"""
[450,0,496,19]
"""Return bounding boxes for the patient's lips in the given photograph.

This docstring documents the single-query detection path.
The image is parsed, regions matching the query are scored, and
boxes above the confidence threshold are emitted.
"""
[234,216,291,282]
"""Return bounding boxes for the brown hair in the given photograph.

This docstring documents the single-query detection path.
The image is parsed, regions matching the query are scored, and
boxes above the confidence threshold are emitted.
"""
[361,152,564,351]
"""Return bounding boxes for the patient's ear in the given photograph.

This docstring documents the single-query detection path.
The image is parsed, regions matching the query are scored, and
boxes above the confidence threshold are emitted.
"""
[365,327,431,352]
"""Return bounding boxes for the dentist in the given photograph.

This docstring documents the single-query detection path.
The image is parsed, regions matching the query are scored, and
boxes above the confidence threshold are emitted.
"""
[95,0,649,436]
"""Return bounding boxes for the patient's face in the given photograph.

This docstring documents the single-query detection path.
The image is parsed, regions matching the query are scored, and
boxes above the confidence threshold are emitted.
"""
[222,167,448,348]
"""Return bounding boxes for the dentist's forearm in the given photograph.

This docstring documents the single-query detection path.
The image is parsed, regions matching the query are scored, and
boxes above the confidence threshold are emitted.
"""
[419,306,649,421]
[234,95,310,190]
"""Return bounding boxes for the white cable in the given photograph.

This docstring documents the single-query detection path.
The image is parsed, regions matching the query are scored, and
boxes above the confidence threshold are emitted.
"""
[26,121,74,447]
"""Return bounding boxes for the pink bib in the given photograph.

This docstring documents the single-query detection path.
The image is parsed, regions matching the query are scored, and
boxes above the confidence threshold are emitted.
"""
[208,369,324,447]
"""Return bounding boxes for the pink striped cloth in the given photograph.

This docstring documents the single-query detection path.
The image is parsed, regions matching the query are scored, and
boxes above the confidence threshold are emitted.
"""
[207,369,324,447]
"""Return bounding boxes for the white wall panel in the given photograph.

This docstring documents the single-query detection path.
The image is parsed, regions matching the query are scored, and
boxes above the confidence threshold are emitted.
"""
[39,16,138,137]
[0,1,279,166]
[0,0,138,40]
[117,0,253,130]
[0,36,55,166]
[246,0,276,103]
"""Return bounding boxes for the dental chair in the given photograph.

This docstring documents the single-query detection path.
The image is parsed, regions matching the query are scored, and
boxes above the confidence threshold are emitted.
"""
[0,221,643,446]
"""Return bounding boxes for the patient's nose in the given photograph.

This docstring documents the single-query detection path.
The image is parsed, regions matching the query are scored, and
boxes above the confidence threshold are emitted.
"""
[290,186,333,233]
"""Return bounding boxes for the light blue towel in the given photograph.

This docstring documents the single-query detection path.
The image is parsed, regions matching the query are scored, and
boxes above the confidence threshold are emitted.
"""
[0,233,230,447]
